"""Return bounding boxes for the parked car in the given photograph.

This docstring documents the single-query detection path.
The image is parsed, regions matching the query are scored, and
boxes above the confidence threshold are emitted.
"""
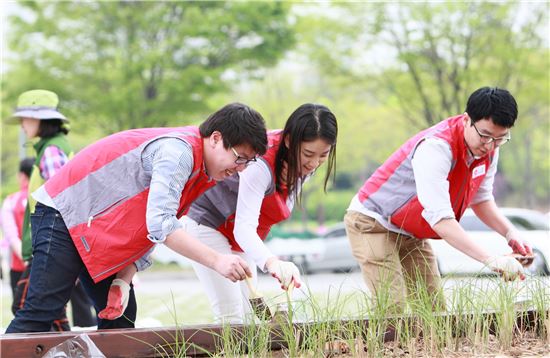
[153,208,549,277]
[151,243,193,268]
[431,208,550,276]
[267,223,358,274]
[268,208,549,276]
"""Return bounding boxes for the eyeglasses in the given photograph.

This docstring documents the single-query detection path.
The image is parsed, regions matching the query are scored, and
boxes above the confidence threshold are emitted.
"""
[230,147,257,165]
[471,122,511,146]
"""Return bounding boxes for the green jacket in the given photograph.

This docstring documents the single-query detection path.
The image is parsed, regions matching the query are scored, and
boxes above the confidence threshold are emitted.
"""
[21,134,73,260]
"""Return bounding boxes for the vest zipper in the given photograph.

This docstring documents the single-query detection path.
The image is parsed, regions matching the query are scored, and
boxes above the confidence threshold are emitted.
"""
[87,196,129,227]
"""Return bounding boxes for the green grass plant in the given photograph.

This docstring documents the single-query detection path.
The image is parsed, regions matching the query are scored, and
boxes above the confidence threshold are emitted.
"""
[363,269,396,358]
[489,278,520,349]
[356,268,550,358]
[215,317,271,357]
[123,292,197,357]
[445,276,493,355]
[275,284,357,356]
[2,270,548,356]
[527,276,550,341]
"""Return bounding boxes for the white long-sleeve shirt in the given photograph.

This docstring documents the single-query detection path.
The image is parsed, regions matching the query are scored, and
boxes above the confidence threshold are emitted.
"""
[233,160,300,271]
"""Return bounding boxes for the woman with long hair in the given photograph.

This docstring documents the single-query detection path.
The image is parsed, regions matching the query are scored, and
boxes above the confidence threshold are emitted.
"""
[184,103,338,323]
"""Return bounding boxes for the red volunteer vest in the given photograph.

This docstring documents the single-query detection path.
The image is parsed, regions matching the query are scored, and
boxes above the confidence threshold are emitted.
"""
[358,115,494,239]
[11,190,27,272]
[44,127,215,282]
[219,131,291,251]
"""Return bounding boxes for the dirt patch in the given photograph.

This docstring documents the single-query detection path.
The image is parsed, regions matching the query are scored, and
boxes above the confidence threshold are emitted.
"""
[269,331,549,357]
[382,332,549,357]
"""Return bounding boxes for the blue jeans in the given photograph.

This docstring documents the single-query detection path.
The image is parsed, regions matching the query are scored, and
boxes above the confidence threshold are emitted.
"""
[6,204,137,333]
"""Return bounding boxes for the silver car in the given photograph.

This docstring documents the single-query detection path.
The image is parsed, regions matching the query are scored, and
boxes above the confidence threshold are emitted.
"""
[268,208,549,276]
[431,208,550,276]
[267,223,358,274]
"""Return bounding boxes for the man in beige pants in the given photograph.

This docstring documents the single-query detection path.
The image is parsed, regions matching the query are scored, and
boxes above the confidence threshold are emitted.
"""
[345,87,531,313]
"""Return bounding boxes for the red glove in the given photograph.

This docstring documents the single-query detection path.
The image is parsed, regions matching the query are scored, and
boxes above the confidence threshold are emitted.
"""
[506,228,532,256]
[98,279,130,320]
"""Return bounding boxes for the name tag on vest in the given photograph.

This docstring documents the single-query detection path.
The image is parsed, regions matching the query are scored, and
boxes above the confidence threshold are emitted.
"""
[472,164,486,179]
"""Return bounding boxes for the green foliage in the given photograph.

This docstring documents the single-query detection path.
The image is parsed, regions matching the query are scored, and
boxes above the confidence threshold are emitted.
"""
[294,2,550,208]
[3,1,294,132]
[300,189,355,224]
[1,1,294,185]
[2,2,548,210]
[229,63,412,206]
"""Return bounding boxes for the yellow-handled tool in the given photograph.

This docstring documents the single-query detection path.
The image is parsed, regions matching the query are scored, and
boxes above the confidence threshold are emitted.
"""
[245,276,272,321]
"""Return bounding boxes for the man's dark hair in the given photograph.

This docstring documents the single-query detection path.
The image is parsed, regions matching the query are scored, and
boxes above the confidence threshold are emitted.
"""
[199,103,267,155]
[19,157,35,178]
[38,119,69,138]
[465,87,518,128]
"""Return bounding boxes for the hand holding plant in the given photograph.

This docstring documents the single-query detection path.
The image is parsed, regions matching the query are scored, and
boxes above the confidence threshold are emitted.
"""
[266,258,302,290]
[484,255,525,281]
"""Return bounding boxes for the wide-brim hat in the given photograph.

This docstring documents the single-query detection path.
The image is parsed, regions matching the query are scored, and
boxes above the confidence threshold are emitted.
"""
[6,89,68,124]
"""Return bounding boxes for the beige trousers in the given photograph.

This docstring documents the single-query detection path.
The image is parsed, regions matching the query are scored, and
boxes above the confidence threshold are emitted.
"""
[344,210,445,313]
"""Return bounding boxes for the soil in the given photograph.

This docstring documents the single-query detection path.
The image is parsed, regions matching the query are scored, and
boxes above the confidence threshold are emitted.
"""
[269,331,550,357]
[381,332,550,358]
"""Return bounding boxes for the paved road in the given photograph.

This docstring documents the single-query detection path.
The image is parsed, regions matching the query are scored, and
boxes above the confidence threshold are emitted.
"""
[134,269,369,297]
[2,269,547,330]
[134,268,549,305]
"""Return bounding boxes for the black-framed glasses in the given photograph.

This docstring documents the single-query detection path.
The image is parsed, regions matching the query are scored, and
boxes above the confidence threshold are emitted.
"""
[471,122,511,146]
[230,147,257,165]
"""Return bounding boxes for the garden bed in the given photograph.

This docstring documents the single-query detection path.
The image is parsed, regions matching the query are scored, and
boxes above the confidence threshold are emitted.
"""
[1,308,548,357]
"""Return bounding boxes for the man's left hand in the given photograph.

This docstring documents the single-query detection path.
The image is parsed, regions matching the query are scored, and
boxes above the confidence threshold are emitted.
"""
[506,228,532,256]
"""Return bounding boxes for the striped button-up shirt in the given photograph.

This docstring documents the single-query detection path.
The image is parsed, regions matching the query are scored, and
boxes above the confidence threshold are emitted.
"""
[33,137,195,271]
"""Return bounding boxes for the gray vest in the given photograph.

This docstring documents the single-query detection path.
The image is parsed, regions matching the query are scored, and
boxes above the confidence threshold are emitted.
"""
[187,158,275,229]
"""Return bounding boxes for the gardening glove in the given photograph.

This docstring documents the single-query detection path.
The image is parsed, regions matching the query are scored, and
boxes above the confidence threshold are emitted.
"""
[506,228,533,256]
[266,259,302,290]
[484,255,525,281]
[98,279,130,320]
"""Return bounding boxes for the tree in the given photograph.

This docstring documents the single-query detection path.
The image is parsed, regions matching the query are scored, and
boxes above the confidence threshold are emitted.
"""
[1,1,294,187]
[296,2,550,207]
[2,1,294,133]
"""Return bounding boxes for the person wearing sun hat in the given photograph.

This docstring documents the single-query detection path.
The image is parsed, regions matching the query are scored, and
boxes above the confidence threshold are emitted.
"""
[8,89,73,264]
[9,89,68,123]
[8,89,76,331]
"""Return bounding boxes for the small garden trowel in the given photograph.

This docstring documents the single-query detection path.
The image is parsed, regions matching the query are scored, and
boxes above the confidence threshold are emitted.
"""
[245,276,272,321]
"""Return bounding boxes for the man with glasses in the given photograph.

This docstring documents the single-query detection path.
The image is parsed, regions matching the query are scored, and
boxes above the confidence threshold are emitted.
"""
[231,146,258,165]
[7,103,268,332]
[345,87,530,312]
